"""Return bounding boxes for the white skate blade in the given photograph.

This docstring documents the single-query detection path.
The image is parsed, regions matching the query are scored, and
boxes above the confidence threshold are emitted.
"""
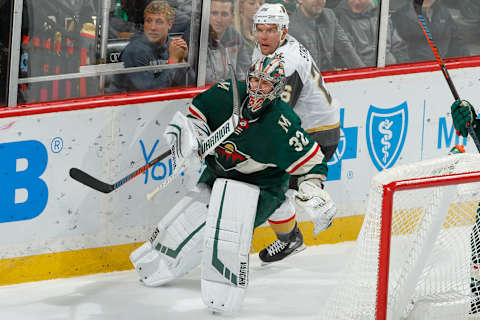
[260,244,307,266]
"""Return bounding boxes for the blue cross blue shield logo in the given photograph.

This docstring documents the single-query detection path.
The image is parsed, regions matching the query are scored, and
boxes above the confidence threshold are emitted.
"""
[366,102,408,171]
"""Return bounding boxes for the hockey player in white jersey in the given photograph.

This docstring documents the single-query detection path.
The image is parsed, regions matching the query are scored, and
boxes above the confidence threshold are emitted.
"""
[251,3,340,264]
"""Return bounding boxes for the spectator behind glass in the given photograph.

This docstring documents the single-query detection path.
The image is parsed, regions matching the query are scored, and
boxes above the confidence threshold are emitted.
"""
[110,1,194,92]
[206,0,251,84]
[289,0,366,71]
[234,0,264,55]
[334,0,409,66]
[391,0,470,63]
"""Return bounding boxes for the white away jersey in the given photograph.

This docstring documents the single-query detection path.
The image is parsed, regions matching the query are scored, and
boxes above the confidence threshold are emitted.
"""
[252,34,340,131]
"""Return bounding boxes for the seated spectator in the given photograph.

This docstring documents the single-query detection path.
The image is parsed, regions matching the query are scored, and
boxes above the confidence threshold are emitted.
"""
[391,0,470,63]
[234,0,264,55]
[289,0,366,71]
[110,1,194,92]
[206,0,251,84]
[334,0,409,66]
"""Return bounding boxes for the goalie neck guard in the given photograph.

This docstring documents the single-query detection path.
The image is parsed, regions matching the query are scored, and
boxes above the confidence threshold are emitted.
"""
[246,54,286,119]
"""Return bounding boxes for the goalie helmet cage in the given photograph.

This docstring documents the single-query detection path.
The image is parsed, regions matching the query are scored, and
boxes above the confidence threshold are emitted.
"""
[321,153,480,320]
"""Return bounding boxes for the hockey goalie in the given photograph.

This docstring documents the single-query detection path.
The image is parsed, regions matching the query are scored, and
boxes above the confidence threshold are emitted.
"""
[129,54,336,313]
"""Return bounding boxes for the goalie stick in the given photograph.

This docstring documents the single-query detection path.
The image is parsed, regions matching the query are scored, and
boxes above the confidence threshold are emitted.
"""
[413,0,480,152]
[70,92,240,195]
[69,149,171,193]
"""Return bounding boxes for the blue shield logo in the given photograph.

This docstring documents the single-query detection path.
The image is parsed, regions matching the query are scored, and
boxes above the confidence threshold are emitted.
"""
[366,102,408,171]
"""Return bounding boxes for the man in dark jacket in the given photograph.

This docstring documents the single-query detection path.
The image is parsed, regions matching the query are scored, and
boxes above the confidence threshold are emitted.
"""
[111,1,194,92]
[289,0,366,71]
[334,0,409,66]
[392,0,470,63]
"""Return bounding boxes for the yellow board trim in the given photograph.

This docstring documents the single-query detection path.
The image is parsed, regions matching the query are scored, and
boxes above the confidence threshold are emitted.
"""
[0,215,365,286]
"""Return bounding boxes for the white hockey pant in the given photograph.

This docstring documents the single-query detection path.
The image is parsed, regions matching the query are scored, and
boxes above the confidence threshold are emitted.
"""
[267,188,296,224]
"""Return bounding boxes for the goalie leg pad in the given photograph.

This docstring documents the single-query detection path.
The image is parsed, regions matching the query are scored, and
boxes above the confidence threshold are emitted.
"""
[201,179,260,313]
[130,184,210,286]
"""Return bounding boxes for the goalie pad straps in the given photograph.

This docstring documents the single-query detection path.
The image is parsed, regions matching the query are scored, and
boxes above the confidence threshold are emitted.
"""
[201,179,260,313]
[129,185,210,286]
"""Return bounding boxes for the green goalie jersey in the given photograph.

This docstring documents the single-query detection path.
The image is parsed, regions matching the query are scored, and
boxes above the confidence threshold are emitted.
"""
[189,79,328,189]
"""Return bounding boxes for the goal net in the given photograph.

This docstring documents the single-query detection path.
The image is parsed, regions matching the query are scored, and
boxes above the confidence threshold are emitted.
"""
[321,153,480,320]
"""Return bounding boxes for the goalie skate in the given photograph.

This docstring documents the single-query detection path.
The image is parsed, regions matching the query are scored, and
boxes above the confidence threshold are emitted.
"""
[259,223,306,265]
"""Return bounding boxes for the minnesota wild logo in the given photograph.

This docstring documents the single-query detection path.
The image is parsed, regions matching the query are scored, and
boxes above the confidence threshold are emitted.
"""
[215,142,248,170]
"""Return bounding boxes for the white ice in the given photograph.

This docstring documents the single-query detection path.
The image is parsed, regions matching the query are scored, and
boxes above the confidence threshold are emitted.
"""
[0,242,355,320]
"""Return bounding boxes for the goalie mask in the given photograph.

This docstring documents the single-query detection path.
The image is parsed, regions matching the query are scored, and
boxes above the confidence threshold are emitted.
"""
[246,54,286,118]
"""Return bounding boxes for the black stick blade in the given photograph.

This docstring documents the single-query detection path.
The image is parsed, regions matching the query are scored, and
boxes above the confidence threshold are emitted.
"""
[413,0,424,14]
[69,168,115,193]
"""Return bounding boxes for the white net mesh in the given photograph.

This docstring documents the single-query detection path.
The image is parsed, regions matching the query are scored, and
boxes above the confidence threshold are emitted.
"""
[321,153,480,320]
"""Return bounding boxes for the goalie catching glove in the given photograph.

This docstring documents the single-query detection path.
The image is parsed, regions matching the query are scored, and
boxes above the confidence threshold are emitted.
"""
[295,178,336,235]
[163,111,211,170]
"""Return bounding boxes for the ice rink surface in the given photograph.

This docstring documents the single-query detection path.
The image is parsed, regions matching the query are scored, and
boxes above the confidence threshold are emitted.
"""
[0,242,355,320]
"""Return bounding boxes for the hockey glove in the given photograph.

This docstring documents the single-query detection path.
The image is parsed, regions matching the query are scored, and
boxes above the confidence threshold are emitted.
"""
[295,178,336,235]
[164,111,204,171]
[187,115,211,159]
[451,100,478,138]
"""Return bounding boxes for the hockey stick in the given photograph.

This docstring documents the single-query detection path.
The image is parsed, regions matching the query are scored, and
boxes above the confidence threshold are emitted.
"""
[69,149,171,193]
[71,92,239,195]
[70,57,240,195]
[413,0,480,152]
[146,53,241,200]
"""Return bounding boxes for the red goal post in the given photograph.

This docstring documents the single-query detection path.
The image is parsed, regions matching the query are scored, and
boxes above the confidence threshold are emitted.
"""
[321,153,480,320]
[377,171,480,320]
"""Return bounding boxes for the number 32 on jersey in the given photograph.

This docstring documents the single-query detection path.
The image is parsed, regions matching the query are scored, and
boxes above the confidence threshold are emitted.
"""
[289,131,309,151]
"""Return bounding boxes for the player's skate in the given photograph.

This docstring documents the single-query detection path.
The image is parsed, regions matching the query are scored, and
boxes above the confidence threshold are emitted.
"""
[259,223,306,265]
